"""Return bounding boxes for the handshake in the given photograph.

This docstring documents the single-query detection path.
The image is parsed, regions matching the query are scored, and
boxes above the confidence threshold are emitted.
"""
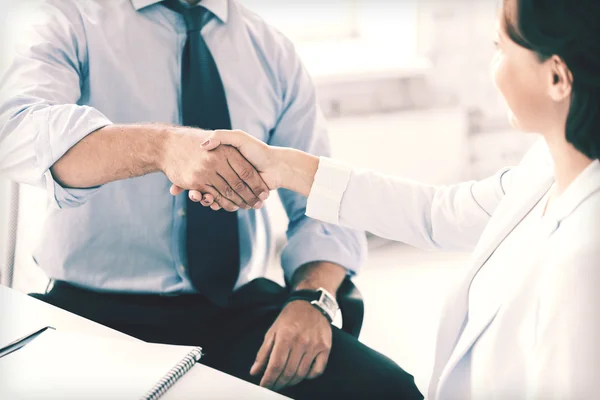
[164,129,318,211]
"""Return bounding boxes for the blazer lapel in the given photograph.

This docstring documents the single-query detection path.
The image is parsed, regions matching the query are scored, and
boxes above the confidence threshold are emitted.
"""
[429,173,554,400]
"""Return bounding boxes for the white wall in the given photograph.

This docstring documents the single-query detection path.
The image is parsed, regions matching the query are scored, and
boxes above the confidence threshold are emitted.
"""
[0,179,11,284]
[267,107,470,243]
[2,0,541,295]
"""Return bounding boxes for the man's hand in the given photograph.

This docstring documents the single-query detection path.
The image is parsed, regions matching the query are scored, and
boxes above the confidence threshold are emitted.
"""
[179,129,319,211]
[251,300,333,391]
[162,128,270,211]
[250,262,346,392]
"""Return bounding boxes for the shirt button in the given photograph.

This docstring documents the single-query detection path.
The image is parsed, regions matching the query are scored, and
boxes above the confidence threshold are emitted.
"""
[178,264,186,274]
[178,209,186,217]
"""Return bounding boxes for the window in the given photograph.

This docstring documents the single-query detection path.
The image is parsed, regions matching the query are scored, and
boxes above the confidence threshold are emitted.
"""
[245,0,360,42]
[243,1,422,81]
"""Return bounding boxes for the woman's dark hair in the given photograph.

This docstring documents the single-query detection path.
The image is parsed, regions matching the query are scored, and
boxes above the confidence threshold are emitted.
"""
[503,0,600,159]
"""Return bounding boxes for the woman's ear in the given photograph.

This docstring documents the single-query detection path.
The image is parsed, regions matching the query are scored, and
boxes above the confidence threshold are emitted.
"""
[548,55,573,102]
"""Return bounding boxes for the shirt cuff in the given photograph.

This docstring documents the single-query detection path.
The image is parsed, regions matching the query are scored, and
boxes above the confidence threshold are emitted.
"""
[33,105,112,208]
[306,157,353,225]
[44,170,101,209]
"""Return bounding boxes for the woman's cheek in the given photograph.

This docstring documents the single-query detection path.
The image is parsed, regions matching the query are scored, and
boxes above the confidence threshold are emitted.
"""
[491,53,519,127]
[491,51,505,90]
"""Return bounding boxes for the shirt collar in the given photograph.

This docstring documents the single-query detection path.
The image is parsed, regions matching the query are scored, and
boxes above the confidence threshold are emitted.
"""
[131,0,229,23]
[546,159,600,221]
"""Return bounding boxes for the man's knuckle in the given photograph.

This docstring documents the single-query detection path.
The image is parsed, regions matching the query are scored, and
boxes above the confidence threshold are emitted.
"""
[317,340,330,350]
[280,334,295,344]
[282,372,294,381]
[281,326,296,336]
[223,186,234,198]
[233,181,247,193]
[239,167,255,181]
[294,335,310,347]
[271,365,284,374]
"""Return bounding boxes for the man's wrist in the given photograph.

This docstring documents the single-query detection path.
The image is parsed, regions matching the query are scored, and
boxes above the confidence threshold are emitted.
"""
[153,125,175,173]
[286,287,339,323]
[294,279,338,297]
[290,261,346,295]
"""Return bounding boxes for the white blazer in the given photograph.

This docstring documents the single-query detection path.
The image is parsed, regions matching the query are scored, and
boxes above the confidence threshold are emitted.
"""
[306,140,600,399]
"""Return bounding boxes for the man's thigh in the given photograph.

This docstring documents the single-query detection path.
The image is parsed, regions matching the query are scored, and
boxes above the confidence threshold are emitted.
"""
[32,280,423,399]
[205,310,423,400]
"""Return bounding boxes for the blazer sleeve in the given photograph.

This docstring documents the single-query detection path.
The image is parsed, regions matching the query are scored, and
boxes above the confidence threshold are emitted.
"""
[306,157,512,252]
[305,139,551,252]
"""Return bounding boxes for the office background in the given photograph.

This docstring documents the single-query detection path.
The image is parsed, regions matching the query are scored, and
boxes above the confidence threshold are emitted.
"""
[0,0,537,394]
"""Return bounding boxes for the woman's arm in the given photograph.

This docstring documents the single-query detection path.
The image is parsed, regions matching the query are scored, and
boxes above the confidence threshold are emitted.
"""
[199,130,510,252]
[285,151,507,251]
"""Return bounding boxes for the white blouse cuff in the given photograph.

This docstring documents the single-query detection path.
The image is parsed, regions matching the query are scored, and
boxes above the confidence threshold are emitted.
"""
[306,157,352,225]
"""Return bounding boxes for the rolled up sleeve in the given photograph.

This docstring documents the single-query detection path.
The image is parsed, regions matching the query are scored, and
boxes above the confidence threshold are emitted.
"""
[268,35,367,281]
[33,105,111,208]
[0,2,112,208]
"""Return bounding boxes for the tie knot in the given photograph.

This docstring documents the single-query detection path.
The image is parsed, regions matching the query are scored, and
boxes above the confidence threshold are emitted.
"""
[163,0,210,33]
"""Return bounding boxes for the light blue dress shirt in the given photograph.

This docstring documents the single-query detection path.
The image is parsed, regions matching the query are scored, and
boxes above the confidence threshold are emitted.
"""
[0,0,366,294]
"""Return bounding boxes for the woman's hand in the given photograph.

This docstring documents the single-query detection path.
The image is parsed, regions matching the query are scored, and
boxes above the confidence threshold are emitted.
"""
[170,129,320,211]
[204,130,285,190]
[169,130,285,210]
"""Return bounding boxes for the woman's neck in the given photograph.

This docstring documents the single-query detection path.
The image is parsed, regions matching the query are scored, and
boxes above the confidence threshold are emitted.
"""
[544,132,593,196]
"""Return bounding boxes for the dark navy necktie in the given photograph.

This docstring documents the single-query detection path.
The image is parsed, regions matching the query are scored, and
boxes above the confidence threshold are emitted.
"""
[163,0,240,306]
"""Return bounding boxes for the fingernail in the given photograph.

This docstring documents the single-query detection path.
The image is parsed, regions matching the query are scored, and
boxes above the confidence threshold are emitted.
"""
[259,192,269,201]
[190,194,198,201]
[253,201,263,209]
[201,139,211,147]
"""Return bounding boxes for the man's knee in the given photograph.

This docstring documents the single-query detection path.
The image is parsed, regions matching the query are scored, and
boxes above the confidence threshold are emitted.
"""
[364,355,423,399]
[341,343,422,399]
[288,329,423,399]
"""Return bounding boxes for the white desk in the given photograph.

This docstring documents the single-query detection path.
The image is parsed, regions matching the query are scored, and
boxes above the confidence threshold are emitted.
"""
[0,284,289,399]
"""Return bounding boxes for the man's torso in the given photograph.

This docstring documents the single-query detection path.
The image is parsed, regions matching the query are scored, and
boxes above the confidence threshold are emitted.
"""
[32,0,293,293]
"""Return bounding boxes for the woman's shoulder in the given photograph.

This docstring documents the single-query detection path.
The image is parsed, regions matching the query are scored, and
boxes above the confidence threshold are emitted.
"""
[546,185,600,268]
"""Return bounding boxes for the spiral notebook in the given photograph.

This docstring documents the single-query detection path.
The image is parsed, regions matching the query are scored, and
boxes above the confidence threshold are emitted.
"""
[0,329,203,400]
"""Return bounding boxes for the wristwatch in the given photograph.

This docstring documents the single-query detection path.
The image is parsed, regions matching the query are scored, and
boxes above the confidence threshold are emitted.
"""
[287,287,339,323]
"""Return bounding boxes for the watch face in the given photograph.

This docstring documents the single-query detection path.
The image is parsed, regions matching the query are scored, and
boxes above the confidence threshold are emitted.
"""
[320,292,337,311]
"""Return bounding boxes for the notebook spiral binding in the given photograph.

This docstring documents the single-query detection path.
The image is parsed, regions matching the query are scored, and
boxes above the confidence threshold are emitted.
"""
[141,347,203,400]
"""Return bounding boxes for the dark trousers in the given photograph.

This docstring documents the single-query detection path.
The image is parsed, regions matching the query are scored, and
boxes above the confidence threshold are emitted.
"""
[31,279,423,400]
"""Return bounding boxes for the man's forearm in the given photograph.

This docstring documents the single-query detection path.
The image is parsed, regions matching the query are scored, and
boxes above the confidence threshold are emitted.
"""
[291,261,347,295]
[50,124,170,189]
